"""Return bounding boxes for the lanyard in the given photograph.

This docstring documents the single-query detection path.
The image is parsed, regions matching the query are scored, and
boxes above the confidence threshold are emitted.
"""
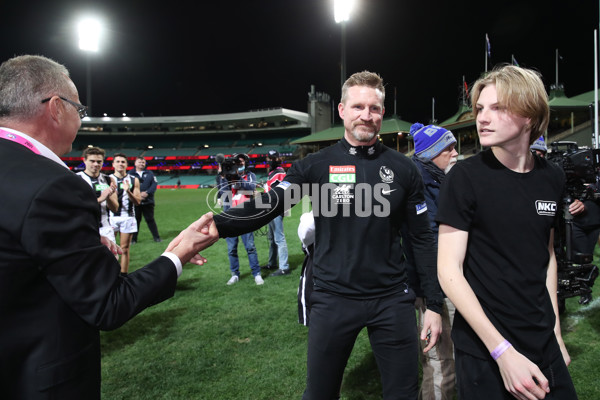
[0,129,41,154]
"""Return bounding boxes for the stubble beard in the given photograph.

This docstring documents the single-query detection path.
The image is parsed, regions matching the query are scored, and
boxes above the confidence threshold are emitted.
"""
[351,124,377,144]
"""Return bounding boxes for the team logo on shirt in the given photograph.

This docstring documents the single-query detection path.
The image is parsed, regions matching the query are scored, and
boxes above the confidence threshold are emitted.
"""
[329,165,356,183]
[535,200,557,216]
[379,166,394,183]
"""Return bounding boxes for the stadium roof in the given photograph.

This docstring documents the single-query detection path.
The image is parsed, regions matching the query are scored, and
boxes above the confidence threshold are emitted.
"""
[440,103,473,126]
[79,107,310,135]
[291,115,413,144]
[570,89,597,105]
[548,88,590,108]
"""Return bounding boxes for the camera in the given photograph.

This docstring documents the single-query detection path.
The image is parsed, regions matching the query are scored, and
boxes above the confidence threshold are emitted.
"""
[547,141,600,311]
[216,153,246,182]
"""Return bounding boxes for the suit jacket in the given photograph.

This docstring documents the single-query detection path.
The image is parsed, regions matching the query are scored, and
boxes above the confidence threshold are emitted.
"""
[0,139,178,399]
[129,169,157,205]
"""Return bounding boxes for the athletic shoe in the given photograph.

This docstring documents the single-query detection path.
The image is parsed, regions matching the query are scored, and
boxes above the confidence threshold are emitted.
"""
[270,269,291,277]
[260,264,276,270]
[227,275,239,285]
[153,237,162,242]
[255,275,265,285]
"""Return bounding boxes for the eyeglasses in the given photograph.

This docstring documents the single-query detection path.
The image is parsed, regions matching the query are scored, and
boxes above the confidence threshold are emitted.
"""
[41,96,88,119]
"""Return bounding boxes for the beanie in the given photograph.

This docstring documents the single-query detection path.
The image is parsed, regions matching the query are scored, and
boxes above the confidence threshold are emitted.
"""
[530,136,547,154]
[411,123,457,160]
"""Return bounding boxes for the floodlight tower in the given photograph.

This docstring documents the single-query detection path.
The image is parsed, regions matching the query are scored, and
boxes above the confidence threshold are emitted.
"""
[334,0,355,93]
[78,18,101,117]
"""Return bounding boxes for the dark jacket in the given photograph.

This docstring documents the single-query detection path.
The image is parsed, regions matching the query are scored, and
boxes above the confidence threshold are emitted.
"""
[403,155,446,297]
[129,169,158,205]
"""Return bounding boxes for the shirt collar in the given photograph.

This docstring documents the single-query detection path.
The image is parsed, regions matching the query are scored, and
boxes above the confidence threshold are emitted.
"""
[340,136,382,159]
[0,127,69,169]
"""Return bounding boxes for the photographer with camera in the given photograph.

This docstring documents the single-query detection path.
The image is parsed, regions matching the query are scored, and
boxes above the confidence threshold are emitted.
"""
[216,153,263,285]
[546,141,599,308]
[530,137,590,249]
[265,149,291,277]
[571,180,600,256]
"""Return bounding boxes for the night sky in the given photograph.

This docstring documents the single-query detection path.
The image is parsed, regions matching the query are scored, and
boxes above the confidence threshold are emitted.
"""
[1,0,598,124]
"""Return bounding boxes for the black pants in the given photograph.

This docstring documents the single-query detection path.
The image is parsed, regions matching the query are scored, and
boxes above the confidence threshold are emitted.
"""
[455,349,578,399]
[571,222,600,256]
[133,203,160,241]
[302,289,418,400]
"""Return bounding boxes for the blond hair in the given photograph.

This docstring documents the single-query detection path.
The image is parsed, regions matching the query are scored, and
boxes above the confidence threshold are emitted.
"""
[471,65,549,145]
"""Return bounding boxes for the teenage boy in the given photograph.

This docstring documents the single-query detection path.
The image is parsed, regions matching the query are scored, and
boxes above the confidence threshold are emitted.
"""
[437,65,577,399]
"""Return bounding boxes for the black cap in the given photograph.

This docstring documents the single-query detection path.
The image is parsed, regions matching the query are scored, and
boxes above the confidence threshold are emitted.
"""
[267,149,280,158]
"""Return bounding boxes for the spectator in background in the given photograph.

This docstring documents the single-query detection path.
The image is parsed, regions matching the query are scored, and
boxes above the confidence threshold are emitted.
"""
[110,153,141,275]
[530,135,547,158]
[265,149,291,277]
[77,146,119,244]
[217,153,264,285]
[403,122,458,400]
[129,156,162,243]
[0,54,218,399]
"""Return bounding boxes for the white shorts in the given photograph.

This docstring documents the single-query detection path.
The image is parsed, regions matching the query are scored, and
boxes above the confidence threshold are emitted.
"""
[99,226,116,243]
[110,215,138,234]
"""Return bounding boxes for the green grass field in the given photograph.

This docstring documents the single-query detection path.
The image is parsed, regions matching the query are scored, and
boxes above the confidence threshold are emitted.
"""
[100,188,600,399]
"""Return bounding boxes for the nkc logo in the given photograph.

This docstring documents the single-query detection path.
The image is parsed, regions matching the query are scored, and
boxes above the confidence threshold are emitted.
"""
[535,200,557,216]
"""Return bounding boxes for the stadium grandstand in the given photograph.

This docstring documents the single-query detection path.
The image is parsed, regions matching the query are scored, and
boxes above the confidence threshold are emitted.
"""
[63,104,328,188]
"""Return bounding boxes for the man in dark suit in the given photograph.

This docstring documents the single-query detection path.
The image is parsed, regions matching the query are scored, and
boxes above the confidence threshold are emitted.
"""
[0,55,218,399]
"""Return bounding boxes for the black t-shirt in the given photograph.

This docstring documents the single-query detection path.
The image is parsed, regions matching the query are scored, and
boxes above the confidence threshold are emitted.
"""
[436,149,565,366]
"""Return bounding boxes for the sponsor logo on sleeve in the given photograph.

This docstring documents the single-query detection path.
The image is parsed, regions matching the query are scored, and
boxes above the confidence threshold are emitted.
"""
[278,181,291,190]
[416,202,428,215]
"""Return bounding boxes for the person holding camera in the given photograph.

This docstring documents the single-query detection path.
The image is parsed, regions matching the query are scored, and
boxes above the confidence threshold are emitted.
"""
[437,65,577,399]
[571,180,600,256]
[264,149,291,277]
[217,153,263,285]
[530,138,595,258]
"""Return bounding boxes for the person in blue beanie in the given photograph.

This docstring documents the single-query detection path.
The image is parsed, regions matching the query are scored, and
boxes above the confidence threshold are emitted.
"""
[403,122,458,400]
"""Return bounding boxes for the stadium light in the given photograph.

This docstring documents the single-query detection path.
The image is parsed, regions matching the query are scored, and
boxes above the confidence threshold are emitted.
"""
[78,18,101,52]
[334,0,355,93]
[78,17,102,117]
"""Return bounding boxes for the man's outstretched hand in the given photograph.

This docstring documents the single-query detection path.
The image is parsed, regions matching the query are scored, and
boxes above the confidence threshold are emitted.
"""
[166,212,219,265]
